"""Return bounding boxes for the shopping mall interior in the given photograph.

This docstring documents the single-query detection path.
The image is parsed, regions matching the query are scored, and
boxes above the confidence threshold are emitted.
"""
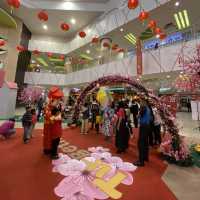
[0,0,200,200]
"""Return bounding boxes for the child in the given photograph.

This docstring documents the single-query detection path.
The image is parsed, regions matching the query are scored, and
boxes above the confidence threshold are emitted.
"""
[0,118,16,139]
[22,106,32,144]
[30,108,37,138]
[50,107,62,159]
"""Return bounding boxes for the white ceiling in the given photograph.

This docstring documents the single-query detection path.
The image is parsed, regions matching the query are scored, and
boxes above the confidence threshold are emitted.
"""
[0,0,109,37]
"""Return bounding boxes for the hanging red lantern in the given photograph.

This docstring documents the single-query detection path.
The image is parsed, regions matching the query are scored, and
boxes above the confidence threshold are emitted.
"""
[118,48,125,53]
[47,52,53,57]
[7,0,20,9]
[59,55,65,60]
[60,23,70,31]
[148,20,157,29]
[103,42,110,48]
[112,44,119,50]
[38,10,48,21]
[155,27,162,35]
[128,0,139,9]
[33,50,40,55]
[159,33,167,40]
[79,31,86,38]
[16,45,25,52]
[0,40,6,47]
[138,11,149,21]
[91,37,99,44]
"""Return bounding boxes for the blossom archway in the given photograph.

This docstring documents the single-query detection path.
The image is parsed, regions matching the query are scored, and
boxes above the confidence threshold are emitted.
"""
[72,75,192,165]
[73,75,178,135]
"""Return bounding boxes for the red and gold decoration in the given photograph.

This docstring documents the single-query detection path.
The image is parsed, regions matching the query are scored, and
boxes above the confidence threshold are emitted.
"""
[33,49,40,55]
[7,0,20,9]
[159,33,167,40]
[0,40,6,47]
[91,37,99,44]
[47,52,53,58]
[154,27,162,35]
[38,10,49,21]
[138,11,149,22]
[79,31,86,38]
[60,23,70,31]
[128,0,139,10]
[16,45,25,52]
[148,20,157,30]
[59,54,65,60]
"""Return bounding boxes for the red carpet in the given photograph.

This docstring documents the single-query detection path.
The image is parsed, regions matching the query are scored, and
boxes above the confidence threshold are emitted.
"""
[0,128,177,200]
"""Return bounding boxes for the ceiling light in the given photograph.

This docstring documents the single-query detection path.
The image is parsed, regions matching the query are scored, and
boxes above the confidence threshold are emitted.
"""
[156,34,160,38]
[120,28,124,32]
[175,1,180,7]
[166,75,171,79]
[180,71,184,74]
[86,50,90,54]
[87,29,91,33]
[71,18,76,25]
[174,10,190,30]
[98,55,102,58]
[124,33,137,45]
[43,25,48,30]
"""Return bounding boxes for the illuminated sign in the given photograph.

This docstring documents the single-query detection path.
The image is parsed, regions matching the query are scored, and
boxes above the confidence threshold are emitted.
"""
[144,32,183,50]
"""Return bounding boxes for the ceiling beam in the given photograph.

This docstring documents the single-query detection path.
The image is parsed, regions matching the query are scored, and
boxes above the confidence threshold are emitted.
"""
[21,0,107,12]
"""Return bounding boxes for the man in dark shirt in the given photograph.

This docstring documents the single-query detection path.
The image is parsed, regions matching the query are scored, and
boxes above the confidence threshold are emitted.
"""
[22,106,32,143]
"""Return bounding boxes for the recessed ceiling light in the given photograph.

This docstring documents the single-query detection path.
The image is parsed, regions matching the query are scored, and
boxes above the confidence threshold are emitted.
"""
[87,29,91,33]
[180,71,184,74]
[43,25,48,30]
[98,55,102,58]
[166,75,171,78]
[156,34,160,38]
[86,50,90,54]
[71,18,76,24]
[120,28,124,32]
[175,1,180,7]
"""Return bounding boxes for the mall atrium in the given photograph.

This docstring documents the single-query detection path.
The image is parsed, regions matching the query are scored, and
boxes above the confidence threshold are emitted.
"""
[0,0,200,200]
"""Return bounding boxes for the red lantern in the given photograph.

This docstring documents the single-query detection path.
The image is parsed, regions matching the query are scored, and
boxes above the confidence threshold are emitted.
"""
[155,27,162,35]
[112,44,119,50]
[59,55,65,60]
[138,11,149,21]
[38,10,48,21]
[159,33,167,40]
[148,20,157,29]
[79,31,86,38]
[0,40,6,47]
[7,0,20,9]
[33,50,40,55]
[61,23,70,31]
[128,0,139,9]
[103,42,110,48]
[118,48,125,53]
[91,37,99,44]
[47,52,53,57]
[16,45,25,52]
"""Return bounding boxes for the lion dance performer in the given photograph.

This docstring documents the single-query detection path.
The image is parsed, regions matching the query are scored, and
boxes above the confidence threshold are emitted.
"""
[43,87,64,156]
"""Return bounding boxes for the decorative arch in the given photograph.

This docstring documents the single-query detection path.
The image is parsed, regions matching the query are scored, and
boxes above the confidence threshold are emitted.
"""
[73,75,178,136]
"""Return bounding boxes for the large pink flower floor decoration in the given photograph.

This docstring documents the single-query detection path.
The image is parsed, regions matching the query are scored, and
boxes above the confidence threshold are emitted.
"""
[52,148,137,200]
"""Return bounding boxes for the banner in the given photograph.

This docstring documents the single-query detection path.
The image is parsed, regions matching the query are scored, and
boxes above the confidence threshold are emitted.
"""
[136,38,143,75]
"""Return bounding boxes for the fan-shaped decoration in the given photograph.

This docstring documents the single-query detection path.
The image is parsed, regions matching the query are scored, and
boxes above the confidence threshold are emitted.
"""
[138,11,149,21]
[38,10,48,21]
[60,23,70,31]
[0,40,6,47]
[128,0,139,9]
[7,0,20,9]
[91,37,99,44]
[79,31,86,38]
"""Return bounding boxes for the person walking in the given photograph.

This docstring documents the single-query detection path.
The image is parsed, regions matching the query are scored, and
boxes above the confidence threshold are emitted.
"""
[22,106,32,144]
[134,100,152,167]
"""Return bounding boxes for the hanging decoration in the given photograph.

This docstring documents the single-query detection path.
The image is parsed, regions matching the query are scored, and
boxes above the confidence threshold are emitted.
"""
[154,27,162,35]
[60,23,70,31]
[47,52,53,57]
[118,48,125,53]
[148,20,157,30]
[128,0,139,10]
[59,54,65,60]
[38,10,48,21]
[79,31,86,38]
[138,11,149,22]
[33,49,40,55]
[112,44,119,51]
[91,37,99,44]
[7,0,20,9]
[159,33,167,40]
[0,40,6,47]
[16,45,25,52]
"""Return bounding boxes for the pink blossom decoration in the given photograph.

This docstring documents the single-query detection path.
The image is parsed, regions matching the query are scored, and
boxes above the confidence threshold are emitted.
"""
[88,146,110,153]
